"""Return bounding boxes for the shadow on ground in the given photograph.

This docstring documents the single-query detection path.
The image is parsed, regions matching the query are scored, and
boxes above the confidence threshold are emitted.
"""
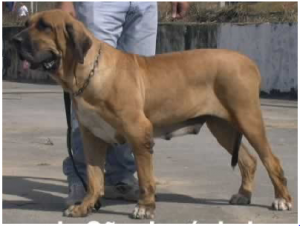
[3,175,270,216]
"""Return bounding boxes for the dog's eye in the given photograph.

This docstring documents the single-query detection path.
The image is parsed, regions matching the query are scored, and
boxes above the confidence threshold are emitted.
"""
[37,19,52,32]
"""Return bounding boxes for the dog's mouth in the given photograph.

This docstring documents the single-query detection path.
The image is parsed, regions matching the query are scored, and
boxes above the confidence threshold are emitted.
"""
[20,50,60,72]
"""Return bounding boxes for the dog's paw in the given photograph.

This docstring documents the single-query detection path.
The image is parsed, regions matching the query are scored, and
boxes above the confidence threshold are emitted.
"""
[63,204,92,217]
[131,204,155,219]
[272,198,292,211]
[229,193,251,205]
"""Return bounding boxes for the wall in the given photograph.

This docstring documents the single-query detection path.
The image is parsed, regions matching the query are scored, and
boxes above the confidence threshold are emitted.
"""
[217,23,297,93]
[3,23,298,95]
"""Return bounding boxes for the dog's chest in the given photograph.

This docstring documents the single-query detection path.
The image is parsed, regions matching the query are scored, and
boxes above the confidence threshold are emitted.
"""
[75,99,117,144]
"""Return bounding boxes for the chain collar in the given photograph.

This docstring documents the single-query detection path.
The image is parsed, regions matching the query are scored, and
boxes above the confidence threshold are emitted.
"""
[73,47,101,97]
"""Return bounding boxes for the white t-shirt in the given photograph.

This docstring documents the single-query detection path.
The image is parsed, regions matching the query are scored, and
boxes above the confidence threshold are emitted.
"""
[18,5,28,17]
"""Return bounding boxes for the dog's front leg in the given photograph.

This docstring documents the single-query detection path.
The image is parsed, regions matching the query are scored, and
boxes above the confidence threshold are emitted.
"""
[124,115,156,219]
[64,125,108,217]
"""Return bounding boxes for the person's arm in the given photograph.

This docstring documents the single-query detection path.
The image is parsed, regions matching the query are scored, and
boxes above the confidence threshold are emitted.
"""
[57,2,76,17]
[172,2,190,19]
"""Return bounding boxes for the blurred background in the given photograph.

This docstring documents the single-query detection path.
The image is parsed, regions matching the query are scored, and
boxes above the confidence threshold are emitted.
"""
[2,2,298,27]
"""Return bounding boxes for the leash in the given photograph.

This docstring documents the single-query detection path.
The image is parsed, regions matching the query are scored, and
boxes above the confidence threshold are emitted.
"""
[62,47,102,210]
[63,92,88,191]
[64,92,101,211]
[63,93,101,210]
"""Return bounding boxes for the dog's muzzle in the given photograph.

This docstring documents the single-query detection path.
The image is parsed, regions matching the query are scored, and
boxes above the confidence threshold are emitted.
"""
[12,32,60,72]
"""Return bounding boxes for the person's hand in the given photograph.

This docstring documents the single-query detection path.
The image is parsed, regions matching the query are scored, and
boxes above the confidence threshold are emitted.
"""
[172,2,190,19]
[57,2,76,18]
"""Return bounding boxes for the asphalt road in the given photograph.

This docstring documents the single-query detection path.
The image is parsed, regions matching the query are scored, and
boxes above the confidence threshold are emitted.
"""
[2,81,298,224]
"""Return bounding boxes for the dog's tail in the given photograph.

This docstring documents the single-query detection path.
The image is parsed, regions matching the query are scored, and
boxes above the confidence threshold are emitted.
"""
[231,132,243,168]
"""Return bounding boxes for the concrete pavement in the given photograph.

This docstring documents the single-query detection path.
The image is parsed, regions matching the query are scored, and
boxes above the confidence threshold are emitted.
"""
[2,81,298,224]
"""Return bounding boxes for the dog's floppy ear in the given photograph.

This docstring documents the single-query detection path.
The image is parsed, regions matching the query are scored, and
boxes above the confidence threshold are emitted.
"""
[66,23,92,64]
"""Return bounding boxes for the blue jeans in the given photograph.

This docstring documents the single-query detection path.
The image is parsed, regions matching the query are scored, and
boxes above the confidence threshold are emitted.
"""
[63,2,158,186]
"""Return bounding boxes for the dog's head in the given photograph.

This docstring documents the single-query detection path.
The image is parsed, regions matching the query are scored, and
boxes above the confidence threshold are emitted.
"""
[12,10,92,76]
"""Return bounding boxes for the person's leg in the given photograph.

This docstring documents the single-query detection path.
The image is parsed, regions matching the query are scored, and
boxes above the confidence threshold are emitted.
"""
[63,102,88,206]
[103,2,158,200]
[117,2,158,56]
[76,1,138,186]
[114,1,158,214]
[74,2,128,46]
[63,2,138,204]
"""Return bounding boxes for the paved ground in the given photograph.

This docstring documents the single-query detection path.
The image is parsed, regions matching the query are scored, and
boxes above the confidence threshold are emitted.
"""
[2,81,298,224]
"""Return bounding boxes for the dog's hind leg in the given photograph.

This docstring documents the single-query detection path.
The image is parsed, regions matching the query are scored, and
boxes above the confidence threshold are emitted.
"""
[64,125,108,217]
[206,117,257,205]
[233,104,292,210]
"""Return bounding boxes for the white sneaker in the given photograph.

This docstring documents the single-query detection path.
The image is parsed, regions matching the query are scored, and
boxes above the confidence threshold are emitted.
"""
[65,183,86,206]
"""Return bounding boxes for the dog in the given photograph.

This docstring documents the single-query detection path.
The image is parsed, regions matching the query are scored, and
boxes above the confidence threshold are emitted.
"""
[12,10,292,219]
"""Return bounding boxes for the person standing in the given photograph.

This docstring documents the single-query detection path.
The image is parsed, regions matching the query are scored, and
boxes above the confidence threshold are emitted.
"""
[59,1,189,206]
[17,3,29,19]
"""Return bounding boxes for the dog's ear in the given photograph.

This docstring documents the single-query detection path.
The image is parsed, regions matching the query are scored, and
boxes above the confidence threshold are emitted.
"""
[66,23,92,64]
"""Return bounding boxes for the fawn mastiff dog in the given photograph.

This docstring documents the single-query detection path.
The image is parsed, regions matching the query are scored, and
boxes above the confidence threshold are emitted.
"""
[13,10,292,218]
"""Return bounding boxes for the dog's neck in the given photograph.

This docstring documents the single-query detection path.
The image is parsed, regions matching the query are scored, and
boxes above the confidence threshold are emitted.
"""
[58,35,131,100]
[59,38,104,96]
[72,44,102,97]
